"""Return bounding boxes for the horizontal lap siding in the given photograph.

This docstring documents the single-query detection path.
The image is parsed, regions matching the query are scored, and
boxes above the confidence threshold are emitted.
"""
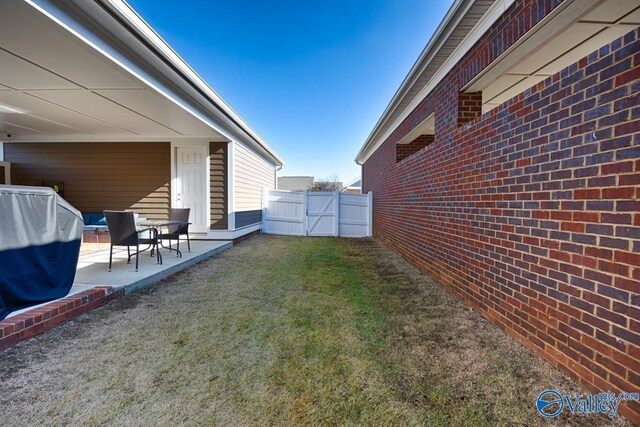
[209,142,228,230]
[4,142,170,220]
[363,0,640,422]
[234,142,275,228]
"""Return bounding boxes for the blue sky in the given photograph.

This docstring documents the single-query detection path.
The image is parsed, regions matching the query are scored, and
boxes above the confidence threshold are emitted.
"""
[127,0,453,183]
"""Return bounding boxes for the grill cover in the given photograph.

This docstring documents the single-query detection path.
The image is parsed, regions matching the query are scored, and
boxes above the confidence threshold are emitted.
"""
[0,185,83,319]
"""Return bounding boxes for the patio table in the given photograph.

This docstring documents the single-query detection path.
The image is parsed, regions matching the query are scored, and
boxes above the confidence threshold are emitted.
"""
[138,220,187,258]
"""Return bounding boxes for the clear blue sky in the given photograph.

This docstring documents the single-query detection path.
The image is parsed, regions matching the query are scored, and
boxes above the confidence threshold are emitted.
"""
[127,0,453,183]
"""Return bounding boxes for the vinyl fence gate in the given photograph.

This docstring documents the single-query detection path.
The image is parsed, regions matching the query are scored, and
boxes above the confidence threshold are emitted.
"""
[262,189,372,237]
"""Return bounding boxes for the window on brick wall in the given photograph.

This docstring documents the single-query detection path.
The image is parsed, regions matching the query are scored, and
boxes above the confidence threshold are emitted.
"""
[396,112,434,162]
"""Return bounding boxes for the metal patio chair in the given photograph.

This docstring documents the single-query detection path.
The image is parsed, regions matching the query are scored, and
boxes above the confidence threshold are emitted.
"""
[103,210,160,271]
[159,208,191,255]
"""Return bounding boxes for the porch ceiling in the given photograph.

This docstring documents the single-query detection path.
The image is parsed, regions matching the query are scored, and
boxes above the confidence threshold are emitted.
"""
[0,0,226,142]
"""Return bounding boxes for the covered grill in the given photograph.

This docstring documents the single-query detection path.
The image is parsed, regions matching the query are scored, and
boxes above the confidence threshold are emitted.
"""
[0,185,83,319]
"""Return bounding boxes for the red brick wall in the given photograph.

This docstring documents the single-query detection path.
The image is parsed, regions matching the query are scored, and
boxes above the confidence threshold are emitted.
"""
[397,134,435,162]
[363,0,640,422]
[457,91,483,126]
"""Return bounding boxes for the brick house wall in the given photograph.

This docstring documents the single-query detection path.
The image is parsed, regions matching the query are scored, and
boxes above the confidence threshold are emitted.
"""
[362,0,640,422]
[397,135,435,162]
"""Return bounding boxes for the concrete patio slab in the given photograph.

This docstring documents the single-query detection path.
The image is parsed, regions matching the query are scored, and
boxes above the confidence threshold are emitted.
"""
[74,240,232,293]
[1,239,232,350]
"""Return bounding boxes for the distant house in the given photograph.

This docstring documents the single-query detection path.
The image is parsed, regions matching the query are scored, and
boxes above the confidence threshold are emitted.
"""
[0,0,283,241]
[342,178,362,194]
[277,176,314,191]
[277,176,344,192]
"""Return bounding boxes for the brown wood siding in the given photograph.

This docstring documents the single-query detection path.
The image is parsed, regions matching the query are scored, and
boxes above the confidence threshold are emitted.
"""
[209,141,228,230]
[4,142,170,220]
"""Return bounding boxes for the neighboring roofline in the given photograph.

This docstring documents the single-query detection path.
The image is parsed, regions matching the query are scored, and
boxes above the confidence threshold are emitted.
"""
[25,0,284,167]
[355,0,514,164]
[344,177,361,188]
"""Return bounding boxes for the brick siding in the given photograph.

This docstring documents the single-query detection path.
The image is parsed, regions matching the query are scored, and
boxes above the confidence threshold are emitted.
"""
[397,134,435,162]
[362,0,640,422]
[457,91,483,126]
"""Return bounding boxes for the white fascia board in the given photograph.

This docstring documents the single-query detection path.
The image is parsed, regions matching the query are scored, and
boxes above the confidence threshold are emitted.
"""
[228,140,236,230]
[355,0,516,164]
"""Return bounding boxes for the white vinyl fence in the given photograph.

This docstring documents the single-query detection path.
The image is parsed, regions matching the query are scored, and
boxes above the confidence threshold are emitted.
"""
[262,189,372,237]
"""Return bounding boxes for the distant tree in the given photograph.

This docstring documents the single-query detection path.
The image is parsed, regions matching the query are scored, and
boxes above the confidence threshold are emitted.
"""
[310,175,342,192]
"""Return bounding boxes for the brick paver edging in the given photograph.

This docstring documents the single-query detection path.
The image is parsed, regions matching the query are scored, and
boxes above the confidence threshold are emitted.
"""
[0,286,124,351]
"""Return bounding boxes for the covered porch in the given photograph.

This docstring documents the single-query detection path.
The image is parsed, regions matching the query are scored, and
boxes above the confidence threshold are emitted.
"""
[0,0,237,239]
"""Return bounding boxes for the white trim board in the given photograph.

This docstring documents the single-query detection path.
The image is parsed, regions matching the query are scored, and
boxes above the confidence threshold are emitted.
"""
[228,140,236,230]
[0,160,10,184]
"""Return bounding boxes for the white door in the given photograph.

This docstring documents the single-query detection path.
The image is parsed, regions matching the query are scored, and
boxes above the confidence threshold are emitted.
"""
[176,147,207,233]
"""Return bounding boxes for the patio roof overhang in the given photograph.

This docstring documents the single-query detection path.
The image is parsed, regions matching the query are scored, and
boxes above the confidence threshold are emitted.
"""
[0,0,284,167]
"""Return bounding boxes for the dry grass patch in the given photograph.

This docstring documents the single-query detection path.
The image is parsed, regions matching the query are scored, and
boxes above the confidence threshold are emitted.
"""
[0,235,630,426]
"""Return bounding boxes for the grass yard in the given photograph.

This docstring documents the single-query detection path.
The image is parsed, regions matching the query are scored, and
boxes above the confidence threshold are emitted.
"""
[0,236,630,426]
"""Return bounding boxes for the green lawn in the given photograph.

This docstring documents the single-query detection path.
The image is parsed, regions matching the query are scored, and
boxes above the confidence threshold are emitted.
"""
[0,236,625,426]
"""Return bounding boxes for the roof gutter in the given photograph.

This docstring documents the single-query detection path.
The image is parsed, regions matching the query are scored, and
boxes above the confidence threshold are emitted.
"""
[98,0,284,167]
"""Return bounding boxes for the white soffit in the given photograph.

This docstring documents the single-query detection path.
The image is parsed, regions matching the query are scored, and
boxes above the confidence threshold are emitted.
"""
[0,0,224,141]
[465,0,640,112]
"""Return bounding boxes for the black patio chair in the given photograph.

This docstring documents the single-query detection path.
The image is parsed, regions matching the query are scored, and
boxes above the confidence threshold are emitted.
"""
[159,208,191,255]
[103,210,161,271]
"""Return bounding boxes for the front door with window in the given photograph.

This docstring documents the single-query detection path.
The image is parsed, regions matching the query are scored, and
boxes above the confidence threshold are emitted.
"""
[176,147,207,233]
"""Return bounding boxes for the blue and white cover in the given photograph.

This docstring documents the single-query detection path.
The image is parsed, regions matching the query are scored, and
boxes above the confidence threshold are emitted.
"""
[0,185,83,319]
